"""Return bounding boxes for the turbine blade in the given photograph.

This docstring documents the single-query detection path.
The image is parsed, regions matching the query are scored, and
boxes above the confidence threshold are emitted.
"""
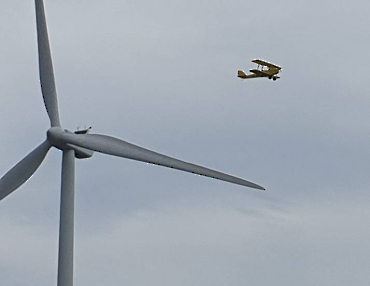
[61,133,265,190]
[0,141,51,201]
[35,0,61,127]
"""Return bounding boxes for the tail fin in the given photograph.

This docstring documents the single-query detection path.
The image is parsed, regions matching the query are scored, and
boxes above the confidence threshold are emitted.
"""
[237,70,247,78]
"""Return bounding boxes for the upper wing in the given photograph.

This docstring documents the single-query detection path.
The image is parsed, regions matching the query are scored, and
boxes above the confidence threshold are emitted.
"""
[252,59,281,70]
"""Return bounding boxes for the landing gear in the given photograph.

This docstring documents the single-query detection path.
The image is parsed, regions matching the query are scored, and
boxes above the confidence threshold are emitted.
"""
[272,77,277,81]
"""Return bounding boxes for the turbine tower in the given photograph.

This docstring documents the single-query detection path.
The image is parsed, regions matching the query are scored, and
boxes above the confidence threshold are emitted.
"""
[0,1,265,285]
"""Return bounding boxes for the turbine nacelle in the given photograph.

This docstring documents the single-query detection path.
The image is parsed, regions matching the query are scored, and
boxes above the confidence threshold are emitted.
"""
[47,127,94,159]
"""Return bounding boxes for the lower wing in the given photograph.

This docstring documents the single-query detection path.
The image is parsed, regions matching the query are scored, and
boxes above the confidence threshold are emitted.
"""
[237,70,262,79]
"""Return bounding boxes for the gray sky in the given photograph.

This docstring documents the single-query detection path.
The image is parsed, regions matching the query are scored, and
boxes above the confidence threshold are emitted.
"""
[1,0,370,285]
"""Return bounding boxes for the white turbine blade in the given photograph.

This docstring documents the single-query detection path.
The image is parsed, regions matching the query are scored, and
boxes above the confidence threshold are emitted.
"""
[0,141,51,201]
[35,0,61,127]
[61,133,265,190]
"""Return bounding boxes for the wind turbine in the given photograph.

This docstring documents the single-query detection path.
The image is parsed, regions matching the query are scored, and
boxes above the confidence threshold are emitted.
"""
[0,1,265,285]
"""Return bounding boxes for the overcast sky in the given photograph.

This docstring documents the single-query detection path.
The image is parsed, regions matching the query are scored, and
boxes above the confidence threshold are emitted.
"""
[1,0,370,285]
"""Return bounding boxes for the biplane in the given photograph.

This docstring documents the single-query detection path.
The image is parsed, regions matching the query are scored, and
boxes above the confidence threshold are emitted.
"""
[238,59,282,81]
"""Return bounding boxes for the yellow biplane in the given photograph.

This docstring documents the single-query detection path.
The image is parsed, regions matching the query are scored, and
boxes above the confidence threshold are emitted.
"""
[238,59,282,81]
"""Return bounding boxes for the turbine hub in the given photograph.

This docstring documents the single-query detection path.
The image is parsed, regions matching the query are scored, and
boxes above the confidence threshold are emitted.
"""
[47,126,67,150]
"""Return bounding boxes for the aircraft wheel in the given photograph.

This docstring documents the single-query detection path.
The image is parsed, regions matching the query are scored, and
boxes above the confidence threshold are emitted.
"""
[273,77,277,81]
[268,76,272,79]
